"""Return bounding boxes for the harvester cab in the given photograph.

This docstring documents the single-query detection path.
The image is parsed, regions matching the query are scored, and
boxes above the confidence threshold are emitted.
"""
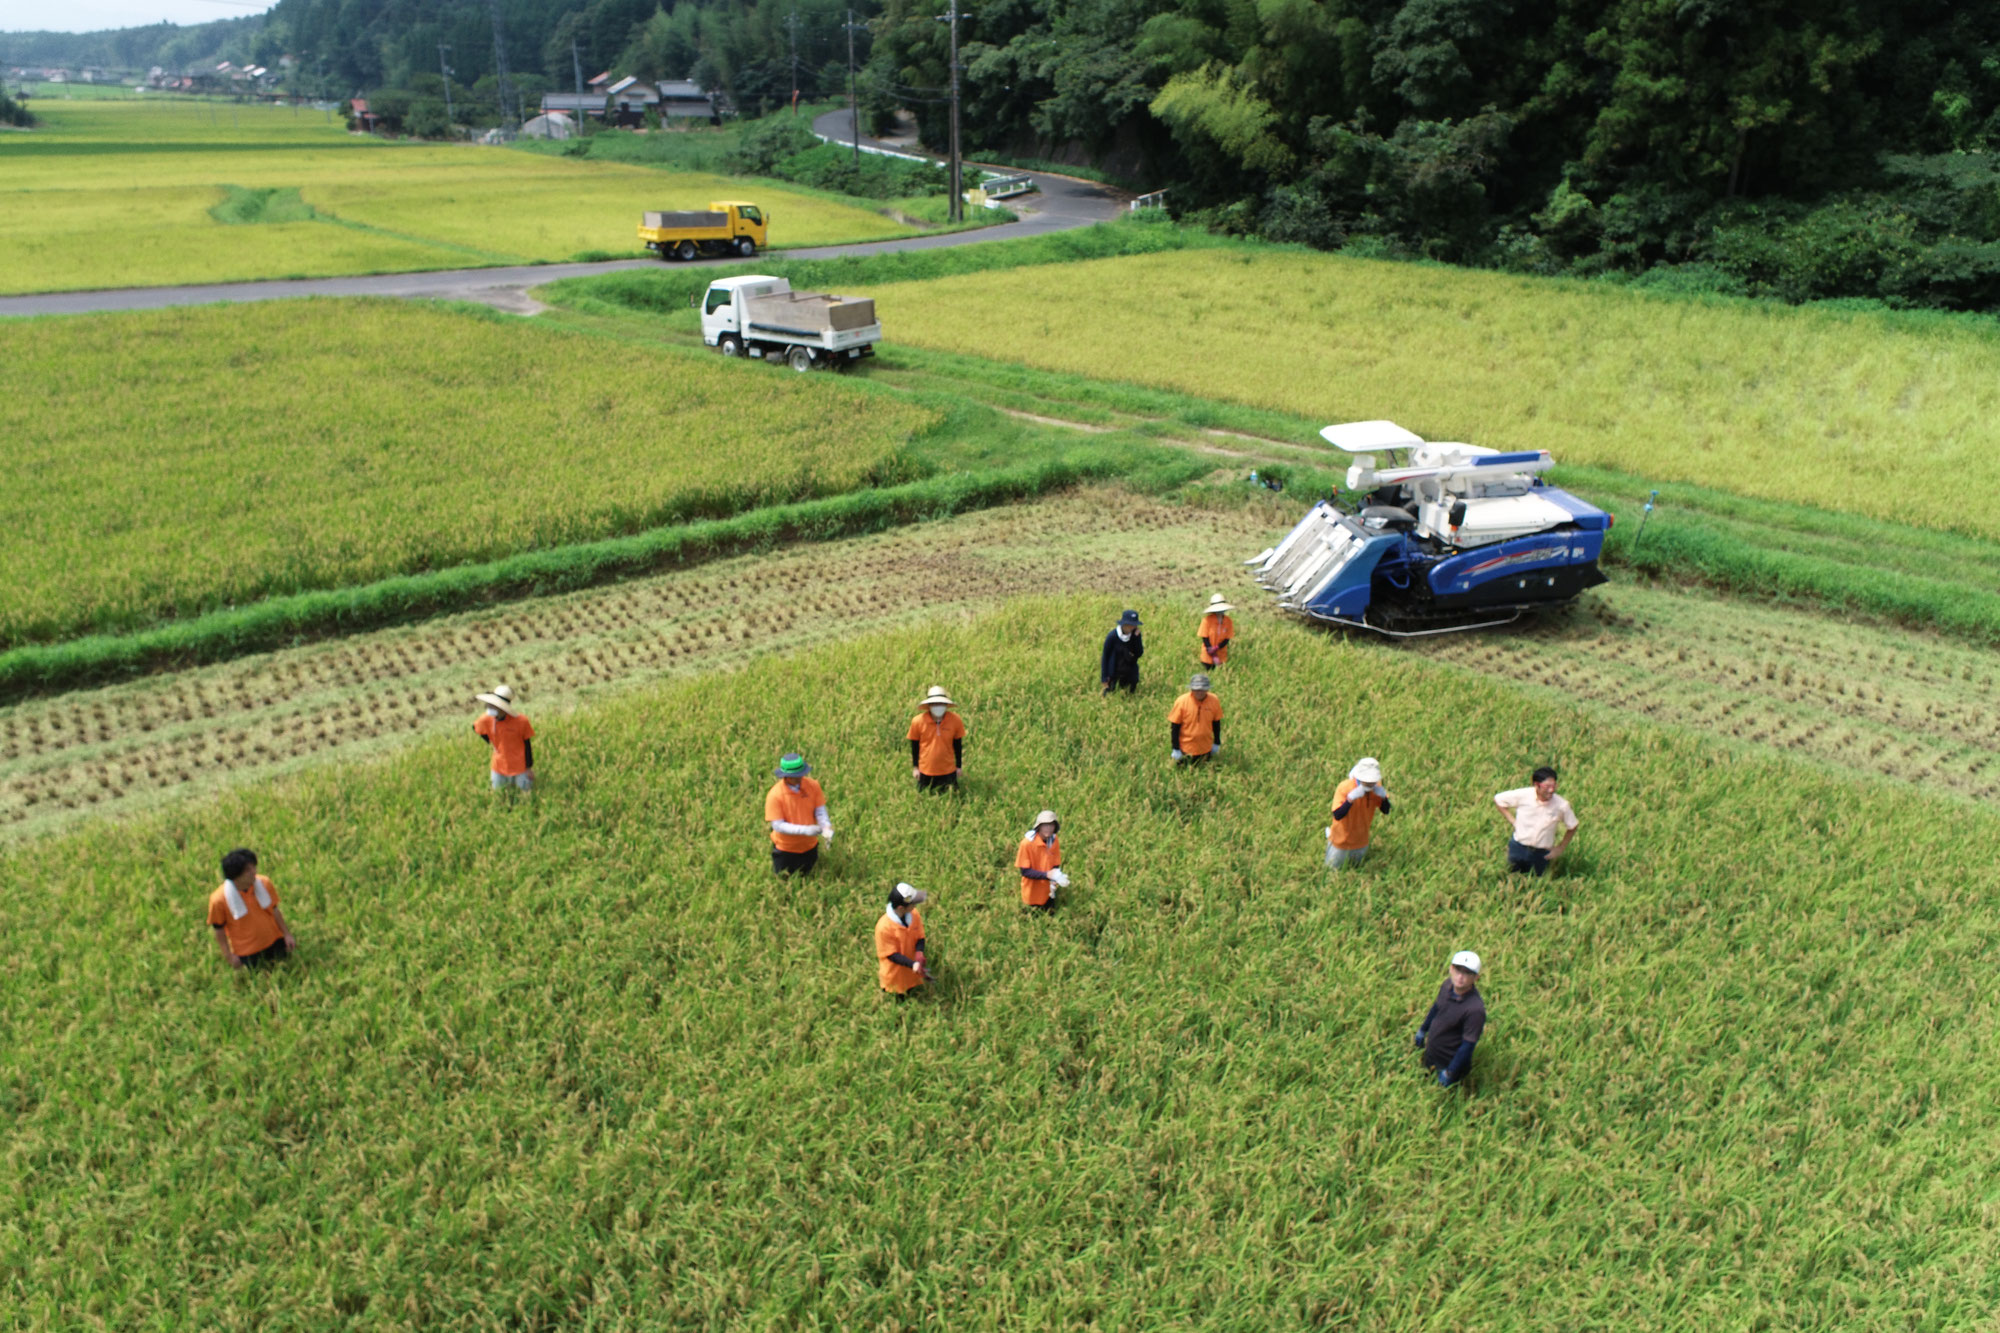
[1245,420,1611,635]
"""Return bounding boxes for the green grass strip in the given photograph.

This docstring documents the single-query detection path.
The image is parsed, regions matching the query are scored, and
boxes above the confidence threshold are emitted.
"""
[0,443,1207,701]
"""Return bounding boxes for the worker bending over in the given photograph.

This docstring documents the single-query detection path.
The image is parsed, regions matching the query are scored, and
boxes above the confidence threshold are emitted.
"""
[876,882,929,997]
[1494,766,1578,875]
[1326,757,1391,868]
[1168,673,1223,764]
[1417,950,1487,1087]
[765,752,833,876]
[1198,594,1235,668]
[1017,810,1069,911]
[1100,610,1145,695]
[208,847,297,971]
[473,684,535,797]
[907,685,967,792]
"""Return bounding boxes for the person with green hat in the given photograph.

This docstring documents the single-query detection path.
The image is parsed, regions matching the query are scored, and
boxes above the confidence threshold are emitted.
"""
[1100,609,1145,695]
[765,752,832,875]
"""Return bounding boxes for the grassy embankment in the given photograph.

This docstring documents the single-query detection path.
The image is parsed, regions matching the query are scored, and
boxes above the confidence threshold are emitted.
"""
[0,100,921,293]
[4,601,1995,1328]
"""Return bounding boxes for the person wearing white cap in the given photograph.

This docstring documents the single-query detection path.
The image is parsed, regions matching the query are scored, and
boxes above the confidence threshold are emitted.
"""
[1325,758,1392,868]
[1198,594,1235,669]
[473,684,535,796]
[906,685,967,791]
[876,882,930,997]
[1416,951,1487,1087]
[1016,810,1068,911]
[1167,673,1222,764]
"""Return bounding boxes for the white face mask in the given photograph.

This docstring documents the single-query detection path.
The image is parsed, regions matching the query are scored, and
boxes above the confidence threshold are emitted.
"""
[929,704,947,719]
[1117,627,1132,641]
[485,706,503,718]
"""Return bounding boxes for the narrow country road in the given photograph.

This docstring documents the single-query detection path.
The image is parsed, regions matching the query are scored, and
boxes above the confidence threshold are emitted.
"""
[0,119,1127,318]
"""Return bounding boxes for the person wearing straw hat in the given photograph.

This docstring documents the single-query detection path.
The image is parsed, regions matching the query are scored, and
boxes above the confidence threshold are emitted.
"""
[876,882,929,997]
[207,848,297,970]
[1167,673,1223,764]
[473,684,535,796]
[1017,810,1068,911]
[1416,950,1488,1087]
[1197,594,1236,668]
[765,752,832,876]
[906,685,967,792]
[1325,757,1392,869]
[1100,609,1145,695]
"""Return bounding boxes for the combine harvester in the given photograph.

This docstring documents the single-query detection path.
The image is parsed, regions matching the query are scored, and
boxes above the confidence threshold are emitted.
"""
[1247,420,1612,636]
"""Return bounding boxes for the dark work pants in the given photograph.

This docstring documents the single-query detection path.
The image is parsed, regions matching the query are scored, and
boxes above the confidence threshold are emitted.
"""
[772,847,820,876]
[238,939,290,968]
[916,772,959,792]
[1507,839,1550,876]
[1103,674,1138,694]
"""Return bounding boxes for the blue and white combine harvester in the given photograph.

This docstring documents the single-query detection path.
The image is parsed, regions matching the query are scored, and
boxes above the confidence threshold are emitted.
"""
[1247,420,1612,636]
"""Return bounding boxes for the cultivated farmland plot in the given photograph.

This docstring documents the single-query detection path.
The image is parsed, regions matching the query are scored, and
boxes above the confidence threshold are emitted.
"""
[0,101,917,294]
[5,598,1996,1328]
[868,248,2000,541]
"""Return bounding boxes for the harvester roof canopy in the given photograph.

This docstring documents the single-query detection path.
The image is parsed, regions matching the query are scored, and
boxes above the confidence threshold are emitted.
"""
[1320,420,1425,453]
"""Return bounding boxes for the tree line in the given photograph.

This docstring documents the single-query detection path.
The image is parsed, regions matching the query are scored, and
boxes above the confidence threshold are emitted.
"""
[21,0,2000,310]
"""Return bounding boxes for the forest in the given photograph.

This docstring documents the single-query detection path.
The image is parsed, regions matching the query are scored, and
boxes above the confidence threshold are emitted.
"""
[12,0,2000,309]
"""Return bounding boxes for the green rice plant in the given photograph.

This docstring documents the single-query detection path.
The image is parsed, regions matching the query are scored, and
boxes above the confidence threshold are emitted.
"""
[2,600,1994,1328]
[0,299,934,648]
[866,246,2000,541]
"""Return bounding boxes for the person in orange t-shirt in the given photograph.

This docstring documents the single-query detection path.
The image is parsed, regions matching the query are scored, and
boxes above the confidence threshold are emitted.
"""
[876,882,929,997]
[1198,594,1236,667]
[765,752,832,875]
[473,684,535,796]
[207,847,296,970]
[1168,673,1223,764]
[1325,757,1392,869]
[906,685,967,792]
[1017,810,1069,910]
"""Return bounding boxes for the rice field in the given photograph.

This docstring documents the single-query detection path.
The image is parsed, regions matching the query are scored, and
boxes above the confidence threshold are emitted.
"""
[868,247,2000,541]
[0,299,934,645]
[4,597,1994,1328]
[0,101,916,293]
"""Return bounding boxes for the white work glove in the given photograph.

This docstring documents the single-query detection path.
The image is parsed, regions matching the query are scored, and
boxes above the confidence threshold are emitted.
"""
[1324,826,1333,841]
[1171,749,1185,762]
[1048,868,1070,889]
[1371,783,1389,798]
[818,824,834,845]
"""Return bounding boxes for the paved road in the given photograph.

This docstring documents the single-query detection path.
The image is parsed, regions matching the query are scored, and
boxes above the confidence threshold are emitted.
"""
[0,122,1126,318]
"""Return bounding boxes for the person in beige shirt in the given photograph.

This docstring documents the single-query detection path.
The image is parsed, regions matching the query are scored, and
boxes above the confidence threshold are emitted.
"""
[1494,766,1577,875]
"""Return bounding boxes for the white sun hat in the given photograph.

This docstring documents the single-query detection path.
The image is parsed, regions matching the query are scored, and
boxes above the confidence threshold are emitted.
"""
[1450,950,1481,975]
[920,685,953,707]
[1205,593,1235,614]
[1351,757,1383,784]
[475,684,520,715]
[892,881,928,905]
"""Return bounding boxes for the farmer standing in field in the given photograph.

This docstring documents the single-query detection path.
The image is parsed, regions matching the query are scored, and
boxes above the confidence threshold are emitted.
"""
[907,685,967,792]
[766,752,833,876]
[1100,610,1145,695]
[876,882,929,998]
[1017,809,1068,911]
[1197,594,1236,669]
[1416,950,1487,1088]
[1326,757,1392,869]
[1494,766,1578,875]
[1168,673,1223,764]
[473,684,535,797]
[207,848,297,971]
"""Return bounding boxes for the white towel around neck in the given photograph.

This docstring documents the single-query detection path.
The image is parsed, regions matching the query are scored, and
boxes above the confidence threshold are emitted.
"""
[221,876,272,921]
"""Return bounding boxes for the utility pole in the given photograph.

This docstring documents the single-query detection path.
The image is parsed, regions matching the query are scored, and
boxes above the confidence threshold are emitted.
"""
[437,43,453,126]
[571,37,584,96]
[484,0,519,130]
[845,9,864,169]
[937,0,962,222]
[785,5,803,114]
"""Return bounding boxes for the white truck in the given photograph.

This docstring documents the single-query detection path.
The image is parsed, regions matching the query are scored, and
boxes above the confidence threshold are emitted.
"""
[695,274,882,371]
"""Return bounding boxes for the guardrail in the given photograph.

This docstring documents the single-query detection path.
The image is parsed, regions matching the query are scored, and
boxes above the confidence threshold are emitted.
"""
[1130,189,1168,211]
[980,173,1036,199]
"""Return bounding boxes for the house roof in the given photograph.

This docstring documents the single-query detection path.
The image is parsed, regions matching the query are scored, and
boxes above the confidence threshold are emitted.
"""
[657,80,709,99]
[541,93,607,110]
[606,75,639,94]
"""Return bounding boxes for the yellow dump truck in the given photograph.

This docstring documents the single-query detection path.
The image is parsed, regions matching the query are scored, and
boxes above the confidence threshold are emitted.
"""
[638,201,767,260]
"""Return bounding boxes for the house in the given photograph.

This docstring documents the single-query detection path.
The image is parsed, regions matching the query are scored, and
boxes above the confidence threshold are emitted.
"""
[586,71,613,93]
[349,98,381,132]
[657,79,719,121]
[540,92,607,119]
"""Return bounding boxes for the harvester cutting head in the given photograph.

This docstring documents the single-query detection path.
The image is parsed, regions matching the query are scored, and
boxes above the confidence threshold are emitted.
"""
[1245,420,1610,636]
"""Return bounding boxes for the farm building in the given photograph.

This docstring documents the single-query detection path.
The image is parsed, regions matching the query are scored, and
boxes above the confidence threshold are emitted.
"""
[540,93,607,121]
[521,111,576,140]
[658,80,721,121]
